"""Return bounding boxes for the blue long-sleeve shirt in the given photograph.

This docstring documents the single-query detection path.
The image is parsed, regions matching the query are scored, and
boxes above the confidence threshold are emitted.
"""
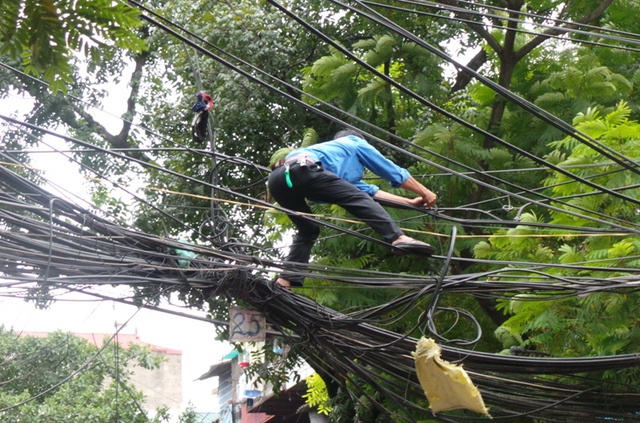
[287,135,410,195]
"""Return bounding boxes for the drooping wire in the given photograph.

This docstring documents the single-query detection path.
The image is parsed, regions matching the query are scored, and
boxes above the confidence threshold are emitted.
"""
[447,0,640,43]
[1,157,640,420]
[339,0,640,179]
[184,43,230,243]
[370,0,640,51]
[123,1,640,236]
[3,1,640,418]
[422,226,482,345]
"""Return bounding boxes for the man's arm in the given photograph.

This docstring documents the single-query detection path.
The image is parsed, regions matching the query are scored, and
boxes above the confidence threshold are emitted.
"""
[373,176,437,208]
[400,176,437,207]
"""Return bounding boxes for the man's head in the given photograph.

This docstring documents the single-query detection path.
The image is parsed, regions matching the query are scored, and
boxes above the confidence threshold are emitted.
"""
[334,129,366,140]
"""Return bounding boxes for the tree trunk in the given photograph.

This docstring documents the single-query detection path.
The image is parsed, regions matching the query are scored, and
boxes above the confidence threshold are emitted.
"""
[483,0,522,148]
[483,49,517,149]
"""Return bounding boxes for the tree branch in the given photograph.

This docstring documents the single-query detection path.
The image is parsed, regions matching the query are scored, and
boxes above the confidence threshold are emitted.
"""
[450,49,487,93]
[502,1,524,58]
[437,0,503,54]
[72,49,152,163]
[516,0,615,61]
[112,50,149,151]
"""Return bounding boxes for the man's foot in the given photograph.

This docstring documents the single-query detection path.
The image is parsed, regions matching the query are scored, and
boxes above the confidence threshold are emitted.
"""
[275,278,291,290]
[391,236,435,256]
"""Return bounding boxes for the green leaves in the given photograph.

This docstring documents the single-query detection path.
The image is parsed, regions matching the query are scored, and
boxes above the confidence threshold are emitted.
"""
[355,33,396,68]
[534,58,632,107]
[303,373,332,415]
[311,51,349,76]
[303,46,358,106]
[1,0,146,93]
[481,101,640,377]
[546,103,640,212]
[557,244,582,264]
[0,328,193,422]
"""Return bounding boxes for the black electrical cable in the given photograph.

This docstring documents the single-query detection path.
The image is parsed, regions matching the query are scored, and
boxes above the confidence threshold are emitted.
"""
[2,167,636,300]
[3,1,637,418]
[126,0,640,236]
[384,0,640,48]
[340,0,640,179]
[0,164,444,294]
[451,0,640,42]
[363,0,640,54]
[2,194,636,422]
[423,226,483,346]
[255,0,640,233]
[0,142,216,248]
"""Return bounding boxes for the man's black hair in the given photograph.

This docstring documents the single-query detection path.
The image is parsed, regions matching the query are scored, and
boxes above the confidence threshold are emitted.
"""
[334,129,366,140]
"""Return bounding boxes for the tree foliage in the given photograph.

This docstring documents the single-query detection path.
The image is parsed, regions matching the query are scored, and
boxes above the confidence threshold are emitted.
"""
[303,373,332,415]
[0,327,195,422]
[474,102,640,383]
[0,0,145,93]
[2,0,640,418]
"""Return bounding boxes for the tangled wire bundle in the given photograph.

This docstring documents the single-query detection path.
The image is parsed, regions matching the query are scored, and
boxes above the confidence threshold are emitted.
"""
[2,155,640,421]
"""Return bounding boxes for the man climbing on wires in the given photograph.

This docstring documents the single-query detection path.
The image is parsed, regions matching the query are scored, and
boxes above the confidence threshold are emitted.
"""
[268,129,438,289]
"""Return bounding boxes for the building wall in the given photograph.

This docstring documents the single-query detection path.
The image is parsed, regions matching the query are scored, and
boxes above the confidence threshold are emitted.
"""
[20,331,183,415]
[129,351,183,411]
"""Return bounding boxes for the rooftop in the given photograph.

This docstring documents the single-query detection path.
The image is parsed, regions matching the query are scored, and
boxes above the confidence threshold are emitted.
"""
[19,331,182,355]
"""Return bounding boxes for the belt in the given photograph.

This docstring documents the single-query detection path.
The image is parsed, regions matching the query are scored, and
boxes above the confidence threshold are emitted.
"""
[271,154,316,170]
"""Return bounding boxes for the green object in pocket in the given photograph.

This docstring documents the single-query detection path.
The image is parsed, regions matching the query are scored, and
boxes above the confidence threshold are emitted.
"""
[284,163,293,188]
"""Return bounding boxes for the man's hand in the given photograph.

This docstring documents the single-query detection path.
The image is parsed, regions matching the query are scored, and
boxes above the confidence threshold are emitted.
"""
[421,190,437,208]
[408,193,436,208]
[399,177,437,208]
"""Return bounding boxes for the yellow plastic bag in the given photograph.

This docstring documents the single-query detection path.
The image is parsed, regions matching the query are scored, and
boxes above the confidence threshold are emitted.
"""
[413,337,490,416]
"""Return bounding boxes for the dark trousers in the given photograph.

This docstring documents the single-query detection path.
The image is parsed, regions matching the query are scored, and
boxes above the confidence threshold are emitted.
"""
[268,162,403,286]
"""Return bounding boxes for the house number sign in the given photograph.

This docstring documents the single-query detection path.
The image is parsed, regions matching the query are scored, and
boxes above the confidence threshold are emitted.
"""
[229,306,266,342]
